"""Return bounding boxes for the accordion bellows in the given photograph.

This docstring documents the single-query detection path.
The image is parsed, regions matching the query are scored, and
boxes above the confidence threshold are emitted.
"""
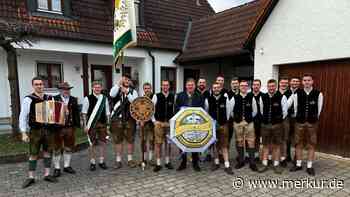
[35,99,67,125]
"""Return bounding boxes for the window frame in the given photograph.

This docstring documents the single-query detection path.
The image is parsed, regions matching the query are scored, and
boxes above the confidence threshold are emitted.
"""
[36,61,64,90]
[36,0,63,15]
[161,67,177,93]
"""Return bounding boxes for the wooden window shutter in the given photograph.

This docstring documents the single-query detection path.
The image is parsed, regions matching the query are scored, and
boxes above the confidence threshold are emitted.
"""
[63,0,72,16]
[26,0,38,13]
[139,0,145,27]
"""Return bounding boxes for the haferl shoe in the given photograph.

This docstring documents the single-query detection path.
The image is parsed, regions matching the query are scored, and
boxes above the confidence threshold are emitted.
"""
[63,167,76,174]
[249,163,258,172]
[272,166,283,174]
[165,163,174,170]
[211,164,220,171]
[53,169,61,177]
[114,161,122,169]
[286,156,292,162]
[224,167,234,175]
[90,163,96,171]
[176,162,187,171]
[306,168,316,176]
[235,162,245,169]
[193,164,201,172]
[280,160,288,168]
[99,162,108,170]
[219,154,225,164]
[22,178,35,189]
[290,165,303,172]
[153,165,162,172]
[43,175,58,183]
[258,165,269,173]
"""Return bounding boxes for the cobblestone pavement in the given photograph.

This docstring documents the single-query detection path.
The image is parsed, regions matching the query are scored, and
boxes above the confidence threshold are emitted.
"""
[1,143,350,197]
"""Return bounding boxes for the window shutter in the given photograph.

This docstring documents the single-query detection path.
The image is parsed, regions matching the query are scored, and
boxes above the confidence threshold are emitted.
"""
[26,0,38,13]
[139,0,145,27]
[63,0,72,17]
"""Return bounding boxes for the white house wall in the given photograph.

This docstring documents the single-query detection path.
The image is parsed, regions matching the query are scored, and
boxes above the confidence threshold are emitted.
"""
[254,0,350,88]
[0,49,11,118]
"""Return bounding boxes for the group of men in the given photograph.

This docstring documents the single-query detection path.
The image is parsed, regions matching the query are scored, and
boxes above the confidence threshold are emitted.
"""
[19,73,323,188]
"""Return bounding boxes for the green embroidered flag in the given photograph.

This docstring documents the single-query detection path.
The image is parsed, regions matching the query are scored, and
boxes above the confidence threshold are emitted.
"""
[113,0,137,65]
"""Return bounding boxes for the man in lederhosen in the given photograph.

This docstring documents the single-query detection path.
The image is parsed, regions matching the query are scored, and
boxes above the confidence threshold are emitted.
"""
[289,74,323,176]
[82,81,110,171]
[196,77,212,162]
[258,79,288,174]
[152,80,175,172]
[19,77,58,188]
[176,78,208,172]
[278,77,290,167]
[208,83,234,174]
[230,80,258,171]
[284,76,300,162]
[252,79,264,162]
[52,82,81,177]
[141,82,155,165]
[109,74,138,169]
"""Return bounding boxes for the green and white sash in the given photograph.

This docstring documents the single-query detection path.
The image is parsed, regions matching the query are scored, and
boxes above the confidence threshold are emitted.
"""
[86,95,106,130]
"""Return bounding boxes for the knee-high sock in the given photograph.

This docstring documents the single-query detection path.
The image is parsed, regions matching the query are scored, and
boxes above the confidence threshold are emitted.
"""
[52,154,61,169]
[63,152,72,168]
[248,148,256,165]
[237,146,244,163]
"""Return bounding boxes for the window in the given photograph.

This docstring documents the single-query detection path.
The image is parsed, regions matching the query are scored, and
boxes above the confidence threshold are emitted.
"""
[37,62,63,89]
[134,0,141,27]
[161,67,177,93]
[37,0,62,13]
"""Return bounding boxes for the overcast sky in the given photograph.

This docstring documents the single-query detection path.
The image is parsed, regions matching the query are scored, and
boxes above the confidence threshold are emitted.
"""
[207,0,255,12]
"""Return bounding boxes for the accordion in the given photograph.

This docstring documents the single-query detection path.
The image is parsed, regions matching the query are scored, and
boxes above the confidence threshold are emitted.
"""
[35,99,67,125]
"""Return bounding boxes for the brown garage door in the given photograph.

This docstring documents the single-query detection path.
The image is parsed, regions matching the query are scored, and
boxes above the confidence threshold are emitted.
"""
[279,58,350,157]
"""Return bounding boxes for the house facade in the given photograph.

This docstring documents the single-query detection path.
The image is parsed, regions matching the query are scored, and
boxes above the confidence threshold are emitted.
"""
[254,0,350,156]
[0,0,214,121]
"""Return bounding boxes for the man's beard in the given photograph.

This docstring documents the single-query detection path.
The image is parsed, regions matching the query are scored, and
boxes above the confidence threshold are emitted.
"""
[198,86,205,91]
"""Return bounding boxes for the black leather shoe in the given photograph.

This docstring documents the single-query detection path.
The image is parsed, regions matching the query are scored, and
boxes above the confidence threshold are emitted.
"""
[235,162,245,169]
[280,160,288,168]
[43,175,58,183]
[176,163,187,171]
[153,165,162,172]
[22,178,35,189]
[53,169,61,177]
[99,162,108,170]
[224,167,234,175]
[114,161,122,169]
[211,164,220,171]
[205,154,212,162]
[63,167,76,174]
[90,163,96,171]
[290,165,303,172]
[286,156,292,162]
[193,164,201,172]
[219,154,224,164]
[165,163,174,170]
[306,168,315,176]
[250,163,258,172]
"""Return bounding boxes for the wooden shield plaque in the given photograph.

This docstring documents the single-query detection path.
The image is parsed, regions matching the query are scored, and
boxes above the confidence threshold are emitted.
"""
[130,96,155,122]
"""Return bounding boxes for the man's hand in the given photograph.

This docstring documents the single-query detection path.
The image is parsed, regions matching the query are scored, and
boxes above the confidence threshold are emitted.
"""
[22,133,29,143]
[84,128,89,134]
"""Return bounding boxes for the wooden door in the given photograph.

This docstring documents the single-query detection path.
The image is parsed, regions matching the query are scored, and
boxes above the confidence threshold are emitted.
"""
[279,59,350,157]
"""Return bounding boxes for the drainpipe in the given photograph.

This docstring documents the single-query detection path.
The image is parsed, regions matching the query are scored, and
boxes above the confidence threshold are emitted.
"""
[147,49,155,93]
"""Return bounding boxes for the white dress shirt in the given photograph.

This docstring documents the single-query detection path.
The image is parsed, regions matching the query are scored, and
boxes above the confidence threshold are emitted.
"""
[109,85,138,103]
[19,97,33,133]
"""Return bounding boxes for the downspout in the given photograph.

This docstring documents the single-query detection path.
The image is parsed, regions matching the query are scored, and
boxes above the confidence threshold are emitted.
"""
[147,49,155,93]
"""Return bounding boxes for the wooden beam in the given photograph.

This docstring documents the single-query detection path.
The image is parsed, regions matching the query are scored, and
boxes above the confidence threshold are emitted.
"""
[82,53,89,97]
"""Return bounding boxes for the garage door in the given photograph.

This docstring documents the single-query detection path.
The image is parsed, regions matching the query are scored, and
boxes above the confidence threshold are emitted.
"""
[279,58,350,157]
